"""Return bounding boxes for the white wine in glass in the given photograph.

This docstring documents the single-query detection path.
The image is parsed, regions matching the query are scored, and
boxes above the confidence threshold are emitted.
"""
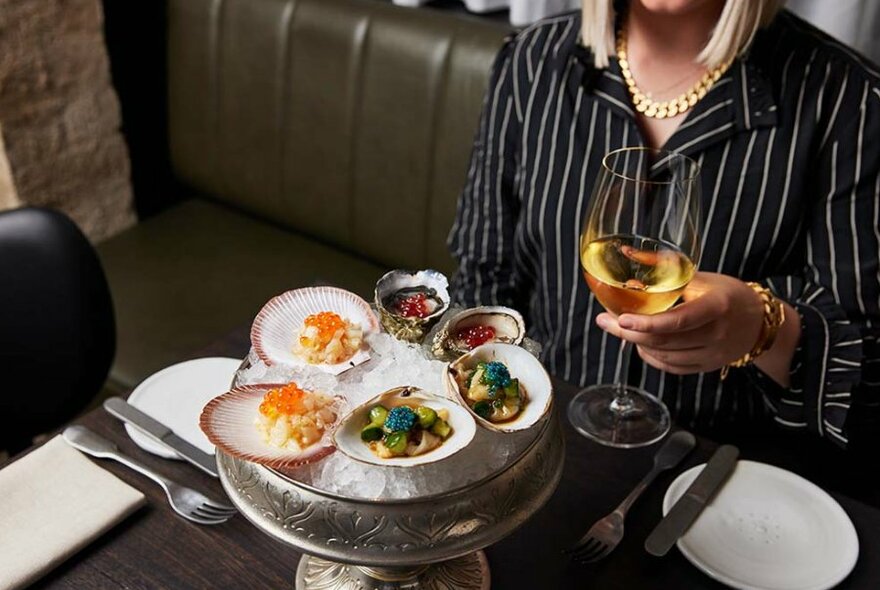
[568,147,702,448]
[581,234,696,316]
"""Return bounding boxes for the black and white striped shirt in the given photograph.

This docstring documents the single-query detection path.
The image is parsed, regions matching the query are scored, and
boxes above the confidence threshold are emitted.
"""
[448,10,880,449]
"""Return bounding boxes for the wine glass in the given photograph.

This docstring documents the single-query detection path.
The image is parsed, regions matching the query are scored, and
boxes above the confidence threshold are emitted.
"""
[568,147,702,448]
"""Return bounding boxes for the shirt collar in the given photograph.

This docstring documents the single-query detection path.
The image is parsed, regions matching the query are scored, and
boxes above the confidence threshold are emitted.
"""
[733,32,779,131]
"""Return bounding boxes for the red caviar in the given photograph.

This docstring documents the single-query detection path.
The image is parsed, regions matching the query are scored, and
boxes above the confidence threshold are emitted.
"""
[455,325,496,349]
[301,311,346,347]
[394,293,431,318]
[260,383,308,417]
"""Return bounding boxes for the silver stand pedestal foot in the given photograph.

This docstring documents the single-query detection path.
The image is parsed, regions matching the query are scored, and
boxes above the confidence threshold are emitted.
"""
[295,551,491,590]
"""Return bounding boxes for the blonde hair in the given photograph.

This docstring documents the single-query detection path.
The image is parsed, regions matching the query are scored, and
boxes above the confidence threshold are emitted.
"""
[582,0,786,69]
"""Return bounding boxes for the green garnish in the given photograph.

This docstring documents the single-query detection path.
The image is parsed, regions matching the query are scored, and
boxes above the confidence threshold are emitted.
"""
[415,406,437,429]
[384,431,408,455]
[473,400,492,419]
[369,405,389,425]
[430,419,452,439]
[360,424,383,442]
[466,362,487,389]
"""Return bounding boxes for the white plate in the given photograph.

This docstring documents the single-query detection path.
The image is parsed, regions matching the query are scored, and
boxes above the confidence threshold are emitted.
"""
[125,357,243,459]
[664,460,859,590]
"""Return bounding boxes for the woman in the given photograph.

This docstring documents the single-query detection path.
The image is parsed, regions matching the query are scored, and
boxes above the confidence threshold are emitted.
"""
[449,0,880,449]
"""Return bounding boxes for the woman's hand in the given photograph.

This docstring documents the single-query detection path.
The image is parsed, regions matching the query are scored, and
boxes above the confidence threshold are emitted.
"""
[595,272,768,376]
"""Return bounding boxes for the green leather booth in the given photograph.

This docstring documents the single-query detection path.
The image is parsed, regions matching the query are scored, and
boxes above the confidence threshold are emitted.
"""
[97,0,509,389]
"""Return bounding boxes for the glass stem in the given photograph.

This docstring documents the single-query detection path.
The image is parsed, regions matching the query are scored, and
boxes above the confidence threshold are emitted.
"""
[610,339,635,416]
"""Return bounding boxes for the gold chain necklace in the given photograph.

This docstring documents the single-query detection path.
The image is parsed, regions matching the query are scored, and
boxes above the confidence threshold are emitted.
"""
[617,26,731,119]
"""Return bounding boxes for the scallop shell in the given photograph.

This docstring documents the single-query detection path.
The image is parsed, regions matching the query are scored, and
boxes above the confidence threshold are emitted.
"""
[374,269,450,343]
[445,343,553,433]
[199,384,341,470]
[251,286,380,375]
[333,386,476,467]
[431,306,526,361]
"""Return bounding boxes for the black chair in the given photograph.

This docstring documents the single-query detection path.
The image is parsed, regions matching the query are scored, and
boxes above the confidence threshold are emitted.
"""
[0,207,115,454]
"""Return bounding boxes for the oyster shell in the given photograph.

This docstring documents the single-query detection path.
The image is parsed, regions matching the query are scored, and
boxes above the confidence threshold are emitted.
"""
[431,306,526,361]
[445,343,553,433]
[199,384,342,470]
[333,386,476,467]
[374,269,450,343]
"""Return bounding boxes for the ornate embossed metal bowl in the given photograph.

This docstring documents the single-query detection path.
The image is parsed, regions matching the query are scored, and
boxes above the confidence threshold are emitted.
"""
[217,397,565,589]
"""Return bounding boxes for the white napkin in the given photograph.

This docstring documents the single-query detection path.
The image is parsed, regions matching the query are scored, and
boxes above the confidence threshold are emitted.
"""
[0,435,146,590]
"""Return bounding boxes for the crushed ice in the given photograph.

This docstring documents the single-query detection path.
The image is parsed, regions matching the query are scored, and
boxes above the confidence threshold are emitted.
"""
[237,332,535,500]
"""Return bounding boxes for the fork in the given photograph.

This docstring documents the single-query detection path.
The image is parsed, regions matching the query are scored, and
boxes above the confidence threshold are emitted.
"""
[63,425,236,525]
[567,430,695,564]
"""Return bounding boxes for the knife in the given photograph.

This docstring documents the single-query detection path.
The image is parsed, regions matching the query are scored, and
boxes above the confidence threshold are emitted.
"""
[644,444,740,557]
[103,396,219,478]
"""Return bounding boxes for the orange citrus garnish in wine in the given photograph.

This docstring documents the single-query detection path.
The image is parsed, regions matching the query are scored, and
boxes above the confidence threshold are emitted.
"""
[619,244,662,266]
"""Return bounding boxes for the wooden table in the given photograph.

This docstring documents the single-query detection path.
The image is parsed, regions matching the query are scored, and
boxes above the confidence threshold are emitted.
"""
[12,329,880,589]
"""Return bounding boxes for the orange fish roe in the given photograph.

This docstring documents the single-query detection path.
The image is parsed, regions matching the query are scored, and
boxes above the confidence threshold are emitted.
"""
[260,383,309,418]
[300,312,347,347]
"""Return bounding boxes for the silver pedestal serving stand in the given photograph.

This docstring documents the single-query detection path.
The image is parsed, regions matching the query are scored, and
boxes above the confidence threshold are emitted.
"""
[216,406,565,589]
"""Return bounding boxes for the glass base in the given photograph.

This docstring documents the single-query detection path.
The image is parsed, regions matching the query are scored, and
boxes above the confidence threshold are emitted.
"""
[567,384,671,449]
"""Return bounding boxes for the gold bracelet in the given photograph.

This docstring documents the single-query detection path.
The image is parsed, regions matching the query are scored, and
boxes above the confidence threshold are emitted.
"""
[720,282,785,380]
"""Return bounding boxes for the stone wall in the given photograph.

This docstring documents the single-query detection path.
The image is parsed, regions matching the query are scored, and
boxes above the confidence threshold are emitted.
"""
[0,125,18,210]
[0,0,135,242]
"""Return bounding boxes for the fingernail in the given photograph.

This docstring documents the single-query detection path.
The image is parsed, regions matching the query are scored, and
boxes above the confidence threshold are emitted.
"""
[618,316,634,329]
[596,315,609,329]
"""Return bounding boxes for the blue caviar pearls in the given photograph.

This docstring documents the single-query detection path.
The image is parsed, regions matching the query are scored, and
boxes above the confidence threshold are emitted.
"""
[481,361,512,388]
[384,406,417,432]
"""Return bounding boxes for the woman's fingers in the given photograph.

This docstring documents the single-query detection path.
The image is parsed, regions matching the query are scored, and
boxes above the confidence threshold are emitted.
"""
[616,290,720,334]
[596,313,714,349]
[637,344,718,367]
[636,345,705,375]
[596,314,721,372]
[591,272,767,376]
